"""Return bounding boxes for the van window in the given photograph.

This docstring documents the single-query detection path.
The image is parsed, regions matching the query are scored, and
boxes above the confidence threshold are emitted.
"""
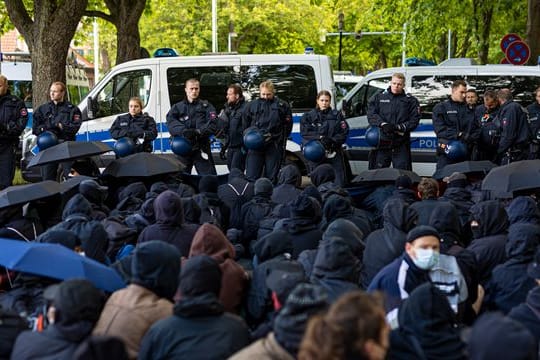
[411,75,471,116]
[95,69,151,118]
[9,80,32,108]
[467,75,540,106]
[166,64,318,113]
[346,79,388,118]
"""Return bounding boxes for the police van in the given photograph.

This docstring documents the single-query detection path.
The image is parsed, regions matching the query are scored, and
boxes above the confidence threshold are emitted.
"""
[34,54,334,177]
[338,63,540,175]
[333,71,363,101]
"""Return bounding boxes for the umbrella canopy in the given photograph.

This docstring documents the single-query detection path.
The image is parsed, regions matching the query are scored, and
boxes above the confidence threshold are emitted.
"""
[0,180,62,209]
[27,141,112,168]
[482,160,540,193]
[102,152,185,177]
[0,238,125,292]
[433,160,497,180]
[352,168,422,184]
[60,176,97,194]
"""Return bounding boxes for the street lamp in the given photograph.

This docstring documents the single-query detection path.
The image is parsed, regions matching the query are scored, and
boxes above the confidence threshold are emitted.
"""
[338,12,344,71]
[228,21,237,53]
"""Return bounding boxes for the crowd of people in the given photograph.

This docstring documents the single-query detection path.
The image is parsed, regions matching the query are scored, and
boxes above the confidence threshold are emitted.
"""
[1,73,540,359]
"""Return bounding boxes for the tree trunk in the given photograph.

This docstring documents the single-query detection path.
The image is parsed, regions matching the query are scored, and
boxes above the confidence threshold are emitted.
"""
[105,0,146,65]
[5,0,88,107]
[527,0,540,65]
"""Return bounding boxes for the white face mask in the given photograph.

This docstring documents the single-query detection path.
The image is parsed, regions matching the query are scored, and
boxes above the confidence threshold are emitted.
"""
[413,248,439,270]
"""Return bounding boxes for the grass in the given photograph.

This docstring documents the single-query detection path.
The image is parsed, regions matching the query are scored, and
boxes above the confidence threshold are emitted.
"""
[13,168,28,186]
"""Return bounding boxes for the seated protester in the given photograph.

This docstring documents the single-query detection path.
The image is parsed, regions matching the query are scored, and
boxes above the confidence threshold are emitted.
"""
[138,190,200,258]
[508,247,540,341]
[362,198,418,288]
[230,283,328,360]
[125,197,156,235]
[139,256,250,360]
[78,179,110,221]
[50,194,109,264]
[240,178,276,248]
[483,223,540,314]
[439,172,475,241]
[145,181,169,201]
[319,193,371,237]
[428,202,466,251]
[36,229,79,250]
[11,279,105,360]
[388,175,417,205]
[467,200,509,286]
[217,168,254,229]
[0,307,27,359]
[101,217,138,262]
[361,183,395,228]
[368,226,438,325]
[192,174,230,230]
[176,182,196,198]
[309,163,336,195]
[388,283,466,360]
[507,196,540,226]
[299,218,364,279]
[0,203,43,241]
[110,181,148,217]
[252,266,307,340]
[310,239,361,303]
[271,164,302,205]
[73,336,129,360]
[179,197,201,225]
[298,291,389,360]
[189,223,248,314]
[467,312,538,360]
[93,241,181,359]
[410,177,440,225]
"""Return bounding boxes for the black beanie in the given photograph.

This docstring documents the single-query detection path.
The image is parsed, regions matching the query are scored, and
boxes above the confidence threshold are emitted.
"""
[406,225,441,243]
[291,193,316,218]
[255,178,273,196]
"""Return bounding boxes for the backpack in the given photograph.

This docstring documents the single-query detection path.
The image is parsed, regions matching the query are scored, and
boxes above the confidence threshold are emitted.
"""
[227,182,251,229]
[194,194,224,229]
[241,200,275,244]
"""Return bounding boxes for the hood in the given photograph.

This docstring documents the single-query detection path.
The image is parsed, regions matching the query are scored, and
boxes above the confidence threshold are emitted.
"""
[36,229,78,250]
[302,184,323,207]
[311,239,361,283]
[505,223,540,260]
[153,190,184,225]
[429,202,462,246]
[278,164,301,186]
[145,181,169,200]
[470,200,509,238]
[441,186,472,203]
[507,196,540,225]
[0,205,22,226]
[253,229,294,262]
[322,218,365,258]
[291,193,321,219]
[382,198,418,232]
[198,175,219,193]
[189,223,235,262]
[229,168,246,180]
[131,240,181,300]
[62,194,92,220]
[254,177,273,197]
[310,164,335,187]
[118,181,147,202]
[323,194,352,222]
[180,197,201,224]
[176,183,195,197]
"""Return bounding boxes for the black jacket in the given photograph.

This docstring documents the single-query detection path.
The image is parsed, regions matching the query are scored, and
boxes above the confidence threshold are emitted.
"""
[410,198,440,225]
[507,196,540,226]
[498,100,530,154]
[219,97,247,148]
[271,164,302,205]
[0,91,28,143]
[139,293,250,360]
[166,98,217,150]
[508,286,540,341]
[32,100,82,141]
[109,112,157,152]
[433,98,478,144]
[300,107,349,148]
[243,97,292,143]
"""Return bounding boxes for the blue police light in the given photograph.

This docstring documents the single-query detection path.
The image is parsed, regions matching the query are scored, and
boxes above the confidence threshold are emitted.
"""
[153,48,179,57]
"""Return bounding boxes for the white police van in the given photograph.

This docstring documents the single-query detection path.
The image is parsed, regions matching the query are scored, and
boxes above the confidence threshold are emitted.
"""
[333,71,363,101]
[49,54,335,176]
[338,63,540,176]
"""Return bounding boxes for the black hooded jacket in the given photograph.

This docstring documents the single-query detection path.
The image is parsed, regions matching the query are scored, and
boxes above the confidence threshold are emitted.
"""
[484,223,540,314]
[508,286,540,341]
[217,169,254,209]
[362,199,417,288]
[0,205,43,241]
[111,182,147,217]
[320,194,371,236]
[439,185,474,241]
[138,190,200,257]
[388,283,466,360]
[507,196,540,226]
[410,197,440,226]
[271,165,302,205]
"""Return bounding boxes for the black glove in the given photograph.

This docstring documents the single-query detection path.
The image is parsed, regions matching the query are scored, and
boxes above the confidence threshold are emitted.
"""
[320,136,335,149]
[381,123,395,135]
[220,147,227,160]
[395,123,407,133]
[460,132,472,144]
[183,128,199,141]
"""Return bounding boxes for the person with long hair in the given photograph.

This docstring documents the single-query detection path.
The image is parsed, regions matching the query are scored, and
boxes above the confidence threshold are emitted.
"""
[298,291,389,360]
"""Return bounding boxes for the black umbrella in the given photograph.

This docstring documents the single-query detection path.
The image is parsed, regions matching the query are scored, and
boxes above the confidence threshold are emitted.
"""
[102,153,185,177]
[433,160,497,180]
[27,141,112,168]
[0,180,62,208]
[59,176,97,194]
[482,160,540,193]
[352,168,422,184]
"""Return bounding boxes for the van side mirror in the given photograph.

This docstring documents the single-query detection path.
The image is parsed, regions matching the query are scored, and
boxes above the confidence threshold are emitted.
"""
[87,96,97,119]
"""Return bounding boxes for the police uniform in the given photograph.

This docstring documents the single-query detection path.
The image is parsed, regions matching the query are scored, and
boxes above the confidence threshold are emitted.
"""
[497,100,531,165]
[166,98,218,175]
[300,107,349,186]
[367,88,420,170]
[0,92,28,189]
[218,97,247,171]
[32,100,82,180]
[527,102,540,159]
[471,104,500,162]
[109,113,158,153]
[432,99,478,170]
[243,96,292,183]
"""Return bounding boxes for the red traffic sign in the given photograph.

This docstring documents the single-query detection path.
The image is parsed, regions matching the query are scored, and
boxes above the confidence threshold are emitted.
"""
[505,40,531,65]
[501,33,522,52]
[500,57,510,64]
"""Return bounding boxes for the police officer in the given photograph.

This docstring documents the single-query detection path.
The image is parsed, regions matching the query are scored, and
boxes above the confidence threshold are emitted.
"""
[367,72,420,170]
[301,90,349,186]
[217,84,247,172]
[526,86,540,159]
[244,80,292,183]
[109,96,157,153]
[33,81,82,180]
[497,88,531,165]
[166,78,218,175]
[433,80,479,170]
[472,90,500,162]
[0,75,28,189]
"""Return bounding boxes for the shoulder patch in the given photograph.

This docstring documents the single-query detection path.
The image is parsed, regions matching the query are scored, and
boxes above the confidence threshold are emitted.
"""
[20,108,28,116]
[340,121,347,129]
[73,114,81,122]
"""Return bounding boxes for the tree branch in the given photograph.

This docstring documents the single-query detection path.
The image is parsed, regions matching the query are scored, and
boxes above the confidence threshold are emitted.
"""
[4,0,34,44]
[83,9,115,23]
